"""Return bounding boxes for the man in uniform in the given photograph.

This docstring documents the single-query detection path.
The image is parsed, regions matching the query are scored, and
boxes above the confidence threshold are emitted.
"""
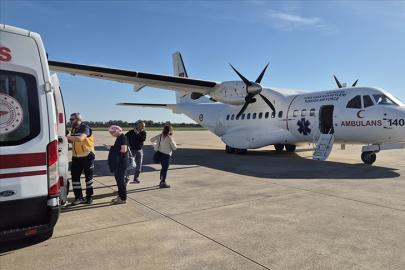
[125,122,147,183]
[67,113,95,205]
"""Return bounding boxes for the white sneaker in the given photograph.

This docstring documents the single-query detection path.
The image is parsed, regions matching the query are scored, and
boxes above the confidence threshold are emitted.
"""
[111,196,119,202]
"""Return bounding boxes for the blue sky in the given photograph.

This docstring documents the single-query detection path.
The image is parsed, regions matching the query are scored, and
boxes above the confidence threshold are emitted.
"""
[2,1,405,124]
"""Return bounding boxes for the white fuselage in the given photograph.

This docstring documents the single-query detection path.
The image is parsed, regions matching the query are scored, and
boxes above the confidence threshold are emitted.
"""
[177,86,405,150]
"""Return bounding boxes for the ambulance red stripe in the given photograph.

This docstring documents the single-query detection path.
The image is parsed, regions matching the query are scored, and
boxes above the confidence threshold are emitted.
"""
[0,153,46,169]
[0,170,47,179]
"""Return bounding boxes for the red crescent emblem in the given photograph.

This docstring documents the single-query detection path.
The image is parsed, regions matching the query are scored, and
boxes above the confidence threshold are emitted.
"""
[199,114,203,122]
[357,110,365,119]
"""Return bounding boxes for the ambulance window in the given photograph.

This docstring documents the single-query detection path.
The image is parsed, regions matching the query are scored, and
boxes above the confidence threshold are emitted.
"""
[301,109,307,117]
[241,114,245,120]
[253,113,257,119]
[346,95,361,109]
[259,112,263,119]
[278,111,283,118]
[363,95,374,108]
[247,113,251,119]
[310,109,315,116]
[373,94,397,106]
[271,111,276,118]
[226,115,230,120]
[293,110,298,117]
[265,112,269,119]
[231,114,235,120]
[0,71,40,146]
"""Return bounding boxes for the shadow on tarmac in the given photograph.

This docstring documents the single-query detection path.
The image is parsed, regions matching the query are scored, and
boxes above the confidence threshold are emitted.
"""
[95,147,400,180]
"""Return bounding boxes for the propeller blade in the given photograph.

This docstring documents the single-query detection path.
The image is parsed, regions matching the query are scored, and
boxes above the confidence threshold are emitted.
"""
[352,79,359,87]
[334,75,343,88]
[236,95,253,118]
[229,64,252,86]
[259,93,275,112]
[255,63,270,84]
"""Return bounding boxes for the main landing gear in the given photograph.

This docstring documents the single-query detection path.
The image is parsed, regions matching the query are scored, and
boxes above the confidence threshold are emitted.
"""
[226,145,247,155]
[225,144,297,155]
[274,144,296,152]
[361,151,377,164]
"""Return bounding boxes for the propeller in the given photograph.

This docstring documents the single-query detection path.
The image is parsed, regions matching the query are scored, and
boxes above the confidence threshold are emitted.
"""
[334,75,359,88]
[230,63,275,119]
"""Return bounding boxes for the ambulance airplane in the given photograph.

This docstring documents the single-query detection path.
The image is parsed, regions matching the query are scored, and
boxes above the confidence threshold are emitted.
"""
[48,52,405,164]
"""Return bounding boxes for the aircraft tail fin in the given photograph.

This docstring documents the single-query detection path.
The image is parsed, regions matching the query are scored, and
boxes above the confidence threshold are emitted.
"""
[172,51,212,104]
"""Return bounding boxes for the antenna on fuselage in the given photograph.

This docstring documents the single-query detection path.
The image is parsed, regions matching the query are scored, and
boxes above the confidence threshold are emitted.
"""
[334,75,359,88]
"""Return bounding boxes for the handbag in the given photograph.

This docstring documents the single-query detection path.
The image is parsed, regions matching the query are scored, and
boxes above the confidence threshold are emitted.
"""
[127,150,136,170]
[153,135,162,164]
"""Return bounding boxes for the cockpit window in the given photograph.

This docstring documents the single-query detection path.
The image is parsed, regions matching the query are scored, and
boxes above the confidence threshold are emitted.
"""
[363,95,374,108]
[346,95,361,109]
[373,94,397,106]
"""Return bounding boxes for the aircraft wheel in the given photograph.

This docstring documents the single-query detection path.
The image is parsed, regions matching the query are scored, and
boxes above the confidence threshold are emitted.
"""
[274,144,284,151]
[361,151,376,164]
[236,149,247,155]
[226,145,235,154]
[285,144,296,152]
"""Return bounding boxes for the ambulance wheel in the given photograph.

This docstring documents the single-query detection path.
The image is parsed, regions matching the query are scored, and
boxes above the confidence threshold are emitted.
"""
[35,228,54,241]
[274,144,284,151]
[226,145,235,154]
[361,151,376,164]
[236,149,247,155]
[285,144,296,152]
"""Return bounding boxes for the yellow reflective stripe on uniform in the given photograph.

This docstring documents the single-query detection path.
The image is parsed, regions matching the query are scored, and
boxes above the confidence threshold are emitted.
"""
[73,148,94,157]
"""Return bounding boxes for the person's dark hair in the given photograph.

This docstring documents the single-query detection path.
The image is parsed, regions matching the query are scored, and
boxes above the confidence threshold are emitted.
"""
[162,125,173,138]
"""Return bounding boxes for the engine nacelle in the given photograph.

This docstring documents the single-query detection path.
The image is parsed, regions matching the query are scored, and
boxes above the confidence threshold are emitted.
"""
[210,81,248,105]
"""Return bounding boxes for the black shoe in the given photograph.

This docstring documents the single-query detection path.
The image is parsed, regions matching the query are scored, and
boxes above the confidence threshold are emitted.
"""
[159,182,170,188]
[71,197,85,205]
[133,179,140,183]
[86,197,93,204]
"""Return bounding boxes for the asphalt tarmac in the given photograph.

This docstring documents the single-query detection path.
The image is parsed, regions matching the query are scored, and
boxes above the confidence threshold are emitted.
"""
[1,130,404,270]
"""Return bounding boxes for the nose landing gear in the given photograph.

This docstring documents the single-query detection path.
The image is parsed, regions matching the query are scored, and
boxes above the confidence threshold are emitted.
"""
[361,151,377,164]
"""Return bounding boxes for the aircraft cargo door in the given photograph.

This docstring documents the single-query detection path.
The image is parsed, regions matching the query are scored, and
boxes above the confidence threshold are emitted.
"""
[319,105,334,134]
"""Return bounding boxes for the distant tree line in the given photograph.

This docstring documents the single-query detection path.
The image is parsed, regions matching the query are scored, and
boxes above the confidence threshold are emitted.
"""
[75,119,202,128]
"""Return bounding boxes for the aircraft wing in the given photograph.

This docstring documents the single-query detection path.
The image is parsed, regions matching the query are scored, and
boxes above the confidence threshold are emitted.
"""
[116,103,177,109]
[48,61,221,94]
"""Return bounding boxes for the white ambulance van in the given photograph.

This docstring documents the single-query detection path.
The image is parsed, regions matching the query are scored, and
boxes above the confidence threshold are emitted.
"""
[0,24,69,241]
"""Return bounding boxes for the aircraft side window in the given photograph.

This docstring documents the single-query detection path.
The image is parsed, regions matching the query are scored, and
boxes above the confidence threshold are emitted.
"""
[310,109,315,116]
[226,115,230,121]
[259,112,263,119]
[253,113,257,119]
[293,110,298,117]
[363,95,374,108]
[241,114,245,120]
[278,111,283,118]
[301,109,307,117]
[231,114,235,120]
[346,95,362,109]
[265,112,269,119]
[247,113,251,119]
[271,111,276,118]
[373,94,397,106]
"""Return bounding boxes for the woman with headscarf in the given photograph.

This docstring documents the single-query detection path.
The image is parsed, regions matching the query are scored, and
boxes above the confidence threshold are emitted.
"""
[105,125,129,204]
[150,125,177,188]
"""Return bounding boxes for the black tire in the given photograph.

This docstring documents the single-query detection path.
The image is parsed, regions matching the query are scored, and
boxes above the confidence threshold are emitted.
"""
[274,144,284,151]
[35,228,54,241]
[236,149,247,155]
[285,144,296,152]
[226,145,235,154]
[361,151,376,164]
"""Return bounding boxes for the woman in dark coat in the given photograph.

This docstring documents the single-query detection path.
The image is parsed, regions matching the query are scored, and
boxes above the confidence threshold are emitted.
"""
[105,125,129,204]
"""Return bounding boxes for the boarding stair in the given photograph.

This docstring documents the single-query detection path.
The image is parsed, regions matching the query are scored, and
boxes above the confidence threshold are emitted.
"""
[312,128,334,161]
